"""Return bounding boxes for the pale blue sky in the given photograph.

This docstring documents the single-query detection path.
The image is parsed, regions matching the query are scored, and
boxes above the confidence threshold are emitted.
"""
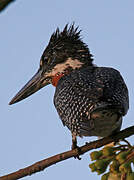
[0,1,134,180]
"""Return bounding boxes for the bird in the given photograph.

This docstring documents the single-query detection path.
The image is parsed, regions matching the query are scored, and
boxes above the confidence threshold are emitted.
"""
[9,24,129,150]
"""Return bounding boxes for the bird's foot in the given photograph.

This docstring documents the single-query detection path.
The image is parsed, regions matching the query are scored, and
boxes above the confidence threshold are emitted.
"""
[71,133,82,160]
[71,142,82,160]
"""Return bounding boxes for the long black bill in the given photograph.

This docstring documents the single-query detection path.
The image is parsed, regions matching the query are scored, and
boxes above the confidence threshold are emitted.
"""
[9,69,51,105]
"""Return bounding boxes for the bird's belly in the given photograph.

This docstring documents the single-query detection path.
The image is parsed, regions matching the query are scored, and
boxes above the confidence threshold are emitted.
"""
[54,93,122,137]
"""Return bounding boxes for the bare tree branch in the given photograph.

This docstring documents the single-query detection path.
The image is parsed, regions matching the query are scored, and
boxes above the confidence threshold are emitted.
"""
[0,125,134,180]
[0,0,15,12]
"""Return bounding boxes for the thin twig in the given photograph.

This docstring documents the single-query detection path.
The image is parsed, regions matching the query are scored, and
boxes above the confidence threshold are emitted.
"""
[122,139,132,147]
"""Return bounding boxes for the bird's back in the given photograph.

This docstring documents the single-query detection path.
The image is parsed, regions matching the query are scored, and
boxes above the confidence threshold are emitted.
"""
[54,66,129,137]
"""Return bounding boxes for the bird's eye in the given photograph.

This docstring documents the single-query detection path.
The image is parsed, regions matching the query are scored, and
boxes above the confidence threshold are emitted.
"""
[44,57,49,63]
[40,57,50,67]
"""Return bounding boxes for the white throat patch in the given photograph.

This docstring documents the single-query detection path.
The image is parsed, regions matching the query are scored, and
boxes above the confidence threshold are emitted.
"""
[45,58,84,77]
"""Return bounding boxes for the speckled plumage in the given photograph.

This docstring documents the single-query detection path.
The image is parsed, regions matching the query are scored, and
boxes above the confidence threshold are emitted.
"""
[54,66,129,137]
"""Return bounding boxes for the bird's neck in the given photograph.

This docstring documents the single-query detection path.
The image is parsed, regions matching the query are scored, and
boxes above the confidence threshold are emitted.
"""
[51,73,65,87]
[51,58,84,87]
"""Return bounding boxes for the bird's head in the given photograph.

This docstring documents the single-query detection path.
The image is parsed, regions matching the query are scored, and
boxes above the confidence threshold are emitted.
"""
[9,24,93,105]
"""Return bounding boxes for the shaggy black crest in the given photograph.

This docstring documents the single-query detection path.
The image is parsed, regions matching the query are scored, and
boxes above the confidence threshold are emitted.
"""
[50,24,83,46]
[42,24,93,65]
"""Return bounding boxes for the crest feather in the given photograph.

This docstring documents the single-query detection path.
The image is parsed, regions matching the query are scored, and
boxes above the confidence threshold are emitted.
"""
[49,23,83,45]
